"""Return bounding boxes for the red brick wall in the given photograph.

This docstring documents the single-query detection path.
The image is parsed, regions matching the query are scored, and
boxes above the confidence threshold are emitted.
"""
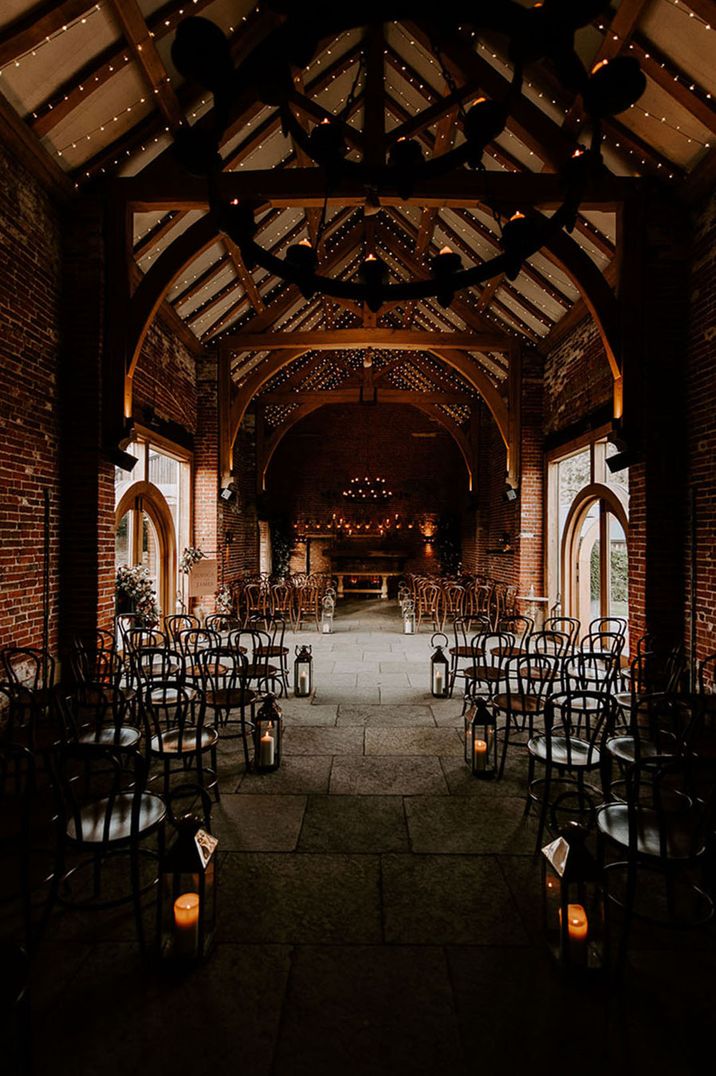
[223,417,259,579]
[543,316,612,437]
[0,143,62,653]
[133,319,198,434]
[686,189,716,666]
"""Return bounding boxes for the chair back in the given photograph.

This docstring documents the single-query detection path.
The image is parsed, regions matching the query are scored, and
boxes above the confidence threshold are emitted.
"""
[143,681,205,748]
[544,616,580,650]
[62,682,131,746]
[204,614,240,635]
[580,631,625,659]
[165,614,200,646]
[52,742,151,846]
[503,652,558,707]
[496,614,533,649]
[132,646,183,687]
[544,690,616,768]
[589,616,627,638]
[2,647,55,694]
[529,629,571,660]
[563,650,620,697]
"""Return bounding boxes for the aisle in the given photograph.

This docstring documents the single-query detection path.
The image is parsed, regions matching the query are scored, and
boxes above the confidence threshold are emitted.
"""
[31,599,707,1076]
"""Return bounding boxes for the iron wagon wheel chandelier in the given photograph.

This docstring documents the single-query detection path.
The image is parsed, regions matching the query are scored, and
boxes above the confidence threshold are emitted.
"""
[170,0,646,311]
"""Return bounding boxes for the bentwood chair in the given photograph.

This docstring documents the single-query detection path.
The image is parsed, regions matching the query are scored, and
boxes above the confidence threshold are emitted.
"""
[50,742,166,949]
[460,631,514,708]
[544,615,580,652]
[142,681,219,802]
[199,647,256,771]
[448,616,490,697]
[597,755,716,968]
[493,653,559,778]
[230,628,281,695]
[60,682,142,751]
[526,690,616,850]
[165,614,200,648]
[251,614,290,696]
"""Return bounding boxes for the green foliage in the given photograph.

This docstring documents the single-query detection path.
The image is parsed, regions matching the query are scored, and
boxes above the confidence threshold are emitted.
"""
[590,545,628,602]
[435,514,462,576]
[270,517,294,579]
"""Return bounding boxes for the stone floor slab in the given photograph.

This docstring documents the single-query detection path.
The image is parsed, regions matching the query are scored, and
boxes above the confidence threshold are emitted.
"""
[337,704,435,727]
[329,756,449,795]
[381,854,530,945]
[283,726,365,755]
[219,853,382,944]
[274,945,466,1076]
[405,795,535,854]
[213,793,307,851]
[237,755,333,795]
[365,727,463,757]
[298,795,409,853]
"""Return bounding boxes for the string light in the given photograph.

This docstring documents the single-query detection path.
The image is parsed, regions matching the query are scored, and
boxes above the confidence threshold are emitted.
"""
[0,4,102,77]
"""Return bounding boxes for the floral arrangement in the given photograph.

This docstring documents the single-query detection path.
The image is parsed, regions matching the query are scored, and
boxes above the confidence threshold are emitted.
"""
[179,545,205,575]
[116,565,160,627]
[215,584,233,615]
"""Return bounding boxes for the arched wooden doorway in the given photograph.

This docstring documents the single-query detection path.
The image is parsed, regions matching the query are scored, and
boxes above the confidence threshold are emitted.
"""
[561,483,629,636]
[115,480,177,621]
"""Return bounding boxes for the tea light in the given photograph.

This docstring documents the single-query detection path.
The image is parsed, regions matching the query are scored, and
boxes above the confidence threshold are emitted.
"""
[173,892,200,957]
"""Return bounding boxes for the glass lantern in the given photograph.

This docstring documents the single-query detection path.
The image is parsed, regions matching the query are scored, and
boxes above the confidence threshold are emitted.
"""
[541,822,606,974]
[464,698,498,779]
[253,693,283,772]
[402,598,416,635]
[321,593,335,634]
[294,645,313,697]
[159,798,218,963]
[430,632,450,698]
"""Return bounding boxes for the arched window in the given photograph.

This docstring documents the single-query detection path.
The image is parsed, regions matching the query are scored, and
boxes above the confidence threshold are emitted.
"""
[547,431,629,643]
[114,436,191,619]
[561,483,629,630]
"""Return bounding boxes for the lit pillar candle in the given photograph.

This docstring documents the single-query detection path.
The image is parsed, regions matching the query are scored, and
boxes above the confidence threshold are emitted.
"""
[473,738,488,772]
[298,671,309,694]
[560,903,588,965]
[259,728,275,767]
[322,621,331,634]
[173,892,200,957]
[434,670,444,695]
[404,619,414,635]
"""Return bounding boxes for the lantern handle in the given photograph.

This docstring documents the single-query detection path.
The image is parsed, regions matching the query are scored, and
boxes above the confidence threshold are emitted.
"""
[166,783,213,829]
[295,644,313,657]
[430,632,449,649]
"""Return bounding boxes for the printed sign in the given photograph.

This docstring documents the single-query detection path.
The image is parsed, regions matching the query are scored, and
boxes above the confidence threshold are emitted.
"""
[188,558,218,596]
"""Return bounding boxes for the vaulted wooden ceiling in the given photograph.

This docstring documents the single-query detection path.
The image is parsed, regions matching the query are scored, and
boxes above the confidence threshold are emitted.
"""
[2,0,714,437]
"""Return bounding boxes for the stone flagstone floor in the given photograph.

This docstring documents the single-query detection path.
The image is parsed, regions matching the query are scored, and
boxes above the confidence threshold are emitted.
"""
[25,601,716,1076]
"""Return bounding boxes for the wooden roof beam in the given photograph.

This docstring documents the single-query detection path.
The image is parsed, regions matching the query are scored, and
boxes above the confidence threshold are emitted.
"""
[0,0,96,69]
[107,0,185,130]
[225,330,510,353]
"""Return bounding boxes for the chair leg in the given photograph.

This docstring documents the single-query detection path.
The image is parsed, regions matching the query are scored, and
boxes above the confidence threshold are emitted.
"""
[129,842,146,951]
[498,714,510,779]
[534,763,552,852]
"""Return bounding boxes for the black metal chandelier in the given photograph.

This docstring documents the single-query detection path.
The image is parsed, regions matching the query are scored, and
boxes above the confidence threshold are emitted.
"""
[170,0,646,312]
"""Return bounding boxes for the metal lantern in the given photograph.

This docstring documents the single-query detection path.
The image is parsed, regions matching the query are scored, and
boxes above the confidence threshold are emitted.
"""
[159,794,218,963]
[464,697,498,779]
[541,822,606,974]
[430,632,450,698]
[402,598,416,635]
[294,644,313,697]
[253,693,283,772]
[321,593,335,634]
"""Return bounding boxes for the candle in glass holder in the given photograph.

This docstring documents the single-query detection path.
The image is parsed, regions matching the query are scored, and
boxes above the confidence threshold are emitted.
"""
[473,738,488,772]
[173,892,200,957]
[434,671,444,695]
[259,729,275,767]
[559,902,588,965]
[299,670,309,694]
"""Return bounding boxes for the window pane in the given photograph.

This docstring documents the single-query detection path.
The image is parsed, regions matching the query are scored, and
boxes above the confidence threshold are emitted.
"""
[609,514,628,618]
[149,448,180,533]
[141,511,161,612]
[115,512,131,569]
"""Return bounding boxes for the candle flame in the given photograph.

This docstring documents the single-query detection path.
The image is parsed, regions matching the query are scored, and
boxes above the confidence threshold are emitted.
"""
[509,211,526,222]
[365,253,376,262]
[592,59,609,74]
[439,245,453,255]
[471,96,487,106]
[299,238,313,247]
